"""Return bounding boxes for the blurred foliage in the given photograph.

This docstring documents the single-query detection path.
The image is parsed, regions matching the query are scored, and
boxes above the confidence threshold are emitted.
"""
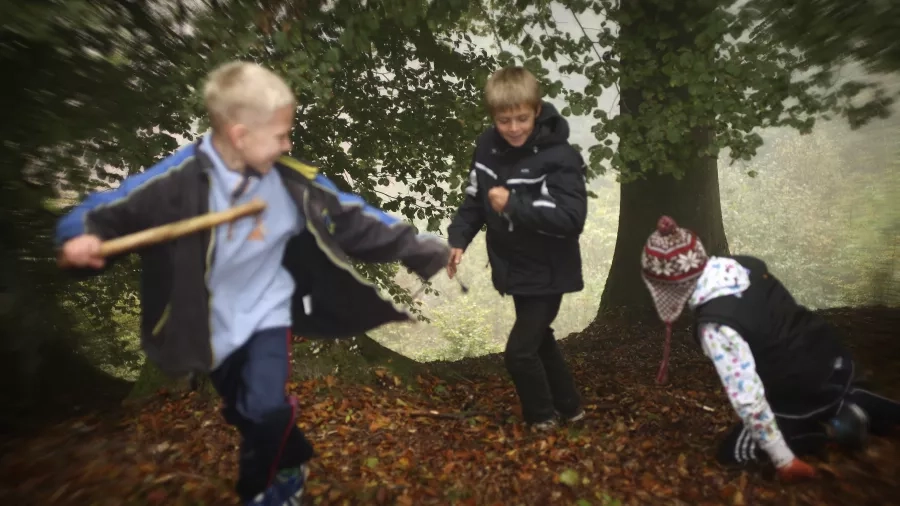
[750,0,900,75]
[0,0,190,406]
[462,0,894,181]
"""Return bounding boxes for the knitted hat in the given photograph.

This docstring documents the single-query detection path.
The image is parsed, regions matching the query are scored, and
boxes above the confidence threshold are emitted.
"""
[640,216,709,384]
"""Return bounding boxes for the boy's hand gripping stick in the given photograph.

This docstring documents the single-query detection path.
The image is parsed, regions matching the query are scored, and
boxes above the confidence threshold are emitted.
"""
[58,199,267,267]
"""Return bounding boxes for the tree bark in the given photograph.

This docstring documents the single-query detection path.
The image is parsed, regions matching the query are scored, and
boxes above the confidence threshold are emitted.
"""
[597,145,729,323]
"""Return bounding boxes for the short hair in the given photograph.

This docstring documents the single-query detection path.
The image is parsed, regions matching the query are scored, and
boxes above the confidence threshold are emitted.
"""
[203,61,296,129]
[484,66,542,114]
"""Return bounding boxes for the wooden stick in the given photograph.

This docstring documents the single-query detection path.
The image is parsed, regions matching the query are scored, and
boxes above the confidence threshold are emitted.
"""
[98,199,266,257]
[58,199,266,269]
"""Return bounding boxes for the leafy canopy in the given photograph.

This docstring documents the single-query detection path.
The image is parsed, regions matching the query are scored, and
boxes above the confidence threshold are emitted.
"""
[463,0,894,183]
[748,0,900,74]
[5,0,502,320]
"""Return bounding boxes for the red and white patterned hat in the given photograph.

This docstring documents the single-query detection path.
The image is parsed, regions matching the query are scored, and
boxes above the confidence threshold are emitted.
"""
[640,216,709,384]
[640,216,708,323]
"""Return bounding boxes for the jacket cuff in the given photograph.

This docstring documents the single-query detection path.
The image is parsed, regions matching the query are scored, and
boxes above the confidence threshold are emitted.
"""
[447,236,469,250]
[761,435,796,468]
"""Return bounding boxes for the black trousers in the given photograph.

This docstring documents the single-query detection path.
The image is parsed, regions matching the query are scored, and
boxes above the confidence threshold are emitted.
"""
[504,294,581,423]
[718,355,900,466]
[209,327,314,501]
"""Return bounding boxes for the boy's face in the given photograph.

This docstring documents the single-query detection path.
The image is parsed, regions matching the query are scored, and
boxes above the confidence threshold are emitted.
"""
[493,104,540,148]
[228,105,295,173]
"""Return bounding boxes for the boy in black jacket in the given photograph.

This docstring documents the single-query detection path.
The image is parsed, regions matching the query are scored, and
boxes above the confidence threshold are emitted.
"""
[447,66,587,430]
[641,216,900,482]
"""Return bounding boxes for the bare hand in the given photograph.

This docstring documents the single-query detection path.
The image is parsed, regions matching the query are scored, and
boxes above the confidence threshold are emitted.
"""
[59,235,105,269]
[488,187,510,213]
[447,248,464,279]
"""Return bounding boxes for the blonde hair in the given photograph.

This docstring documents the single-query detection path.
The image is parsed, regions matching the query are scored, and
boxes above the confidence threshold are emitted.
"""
[484,66,542,114]
[203,61,296,129]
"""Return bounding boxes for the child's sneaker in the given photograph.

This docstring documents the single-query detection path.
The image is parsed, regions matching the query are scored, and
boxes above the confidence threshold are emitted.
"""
[826,402,869,452]
[531,418,559,431]
[554,408,585,424]
[246,464,309,506]
[562,409,585,423]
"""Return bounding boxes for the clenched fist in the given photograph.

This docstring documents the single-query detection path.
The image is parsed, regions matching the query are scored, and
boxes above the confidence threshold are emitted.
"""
[59,235,105,269]
[487,187,510,213]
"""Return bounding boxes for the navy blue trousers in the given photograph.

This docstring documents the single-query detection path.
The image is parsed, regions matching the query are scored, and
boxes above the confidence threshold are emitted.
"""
[209,327,314,501]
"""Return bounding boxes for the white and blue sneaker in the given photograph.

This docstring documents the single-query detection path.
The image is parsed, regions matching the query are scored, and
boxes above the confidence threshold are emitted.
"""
[246,464,310,506]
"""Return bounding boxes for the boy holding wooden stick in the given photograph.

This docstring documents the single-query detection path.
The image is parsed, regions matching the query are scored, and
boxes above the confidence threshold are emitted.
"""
[56,61,449,506]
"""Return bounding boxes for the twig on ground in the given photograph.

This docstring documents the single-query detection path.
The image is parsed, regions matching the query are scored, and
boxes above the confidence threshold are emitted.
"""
[386,409,494,420]
[673,394,716,412]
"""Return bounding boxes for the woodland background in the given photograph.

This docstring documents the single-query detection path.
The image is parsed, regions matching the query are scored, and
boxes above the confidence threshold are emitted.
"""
[1,1,898,504]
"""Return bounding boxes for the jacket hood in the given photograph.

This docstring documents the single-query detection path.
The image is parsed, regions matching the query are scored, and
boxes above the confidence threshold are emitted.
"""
[529,101,570,147]
[688,256,751,310]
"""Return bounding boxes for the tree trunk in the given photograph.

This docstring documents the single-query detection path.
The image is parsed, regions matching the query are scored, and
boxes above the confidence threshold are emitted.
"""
[597,146,729,323]
[596,2,729,324]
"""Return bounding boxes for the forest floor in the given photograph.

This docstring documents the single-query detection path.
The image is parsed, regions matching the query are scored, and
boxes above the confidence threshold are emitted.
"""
[1,306,899,506]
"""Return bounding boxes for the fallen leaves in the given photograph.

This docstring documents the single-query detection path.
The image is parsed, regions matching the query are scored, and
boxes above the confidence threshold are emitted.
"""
[2,309,900,505]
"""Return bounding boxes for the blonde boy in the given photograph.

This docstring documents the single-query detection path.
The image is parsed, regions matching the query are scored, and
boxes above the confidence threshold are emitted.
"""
[57,61,449,505]
[447,66,587,429]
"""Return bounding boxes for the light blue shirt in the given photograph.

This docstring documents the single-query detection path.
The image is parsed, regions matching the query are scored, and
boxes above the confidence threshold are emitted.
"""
[200,134,303,368]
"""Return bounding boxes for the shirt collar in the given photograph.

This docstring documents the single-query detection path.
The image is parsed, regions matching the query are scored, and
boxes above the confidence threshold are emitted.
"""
[199,132,264,201]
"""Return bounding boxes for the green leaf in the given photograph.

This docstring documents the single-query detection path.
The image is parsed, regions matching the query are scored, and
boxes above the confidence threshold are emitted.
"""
[666,126,680,143]
[558,469,579,487]
[365,457,379,469]
[273,31,290,51]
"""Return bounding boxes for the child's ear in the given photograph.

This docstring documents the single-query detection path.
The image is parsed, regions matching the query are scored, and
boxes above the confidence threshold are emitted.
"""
[229,123,248,148]
[535,104,542,117]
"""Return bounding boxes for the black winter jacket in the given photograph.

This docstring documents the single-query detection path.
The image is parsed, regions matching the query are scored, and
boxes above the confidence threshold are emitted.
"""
[447,102,587,295]
[694,255,848,396]
[55,142,449,378]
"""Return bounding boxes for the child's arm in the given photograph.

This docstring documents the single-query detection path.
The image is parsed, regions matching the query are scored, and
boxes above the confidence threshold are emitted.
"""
[503,156,587,237]
[311,174,450,281]
[55,146,193,269]
[699,323,796,468]
[447,162,487,251]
